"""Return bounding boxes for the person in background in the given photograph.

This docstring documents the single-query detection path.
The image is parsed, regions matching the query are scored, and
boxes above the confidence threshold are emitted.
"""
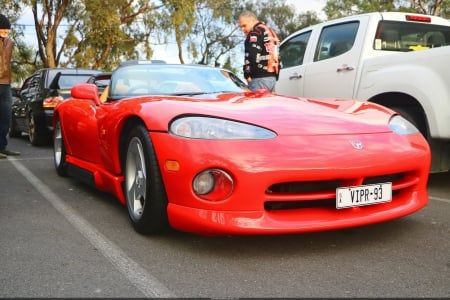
[238,11,280,92]
[0,14,20,158]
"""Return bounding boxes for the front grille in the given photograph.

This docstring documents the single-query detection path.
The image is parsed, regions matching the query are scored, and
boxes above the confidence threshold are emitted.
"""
[264,172,412,211]
[265,199,336,210]
[267,180,341,194]
[363,173,405,185]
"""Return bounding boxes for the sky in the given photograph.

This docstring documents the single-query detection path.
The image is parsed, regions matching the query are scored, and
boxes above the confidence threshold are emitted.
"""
[16,0,327,64]
[287,0,326,16]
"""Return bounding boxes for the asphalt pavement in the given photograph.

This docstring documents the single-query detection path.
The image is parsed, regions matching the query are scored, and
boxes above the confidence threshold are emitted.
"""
[1,135,449,298]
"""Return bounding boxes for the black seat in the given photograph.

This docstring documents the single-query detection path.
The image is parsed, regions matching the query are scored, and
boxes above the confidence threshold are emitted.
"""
[380,30,400,49]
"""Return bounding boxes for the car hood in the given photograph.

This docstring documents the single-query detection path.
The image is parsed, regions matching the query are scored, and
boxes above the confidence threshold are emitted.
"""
[122,92,395,135]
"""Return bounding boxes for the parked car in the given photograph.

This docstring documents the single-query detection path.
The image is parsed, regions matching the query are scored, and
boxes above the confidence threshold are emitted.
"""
[276,12,450,173]
[10,68,100,145]
[53,61,430,236]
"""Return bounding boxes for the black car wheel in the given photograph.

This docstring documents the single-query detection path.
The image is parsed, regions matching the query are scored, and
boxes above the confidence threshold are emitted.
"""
[28,112,48,146]
[124,125,169,234]
[53,118,68,176]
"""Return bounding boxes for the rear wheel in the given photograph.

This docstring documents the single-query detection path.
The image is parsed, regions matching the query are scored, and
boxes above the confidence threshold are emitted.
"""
[53,118,68,176]
[28,112,48,146]
[123,125,169,234]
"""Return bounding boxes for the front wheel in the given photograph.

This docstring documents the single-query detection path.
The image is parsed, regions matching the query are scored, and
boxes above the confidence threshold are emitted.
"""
[123,125,169,234]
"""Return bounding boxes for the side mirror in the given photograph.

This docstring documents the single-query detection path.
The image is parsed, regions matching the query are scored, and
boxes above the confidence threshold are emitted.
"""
[71,83,101,106]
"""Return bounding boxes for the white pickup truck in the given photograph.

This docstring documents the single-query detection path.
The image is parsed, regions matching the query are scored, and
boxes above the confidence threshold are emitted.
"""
[276,12,450,173]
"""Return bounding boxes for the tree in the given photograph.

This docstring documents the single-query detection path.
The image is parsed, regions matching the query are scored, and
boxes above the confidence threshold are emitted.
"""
[30,0,71,68]
[65,0,162,70]
[158,0,196,64]
[19,0,163,70]
[187,0,242,66]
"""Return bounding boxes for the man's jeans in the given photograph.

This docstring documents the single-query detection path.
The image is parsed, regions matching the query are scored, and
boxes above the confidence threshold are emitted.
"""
[248,76,277,92]
[0,84,12,150]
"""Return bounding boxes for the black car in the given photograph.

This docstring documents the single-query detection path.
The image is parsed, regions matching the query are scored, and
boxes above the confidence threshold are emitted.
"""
[10,68,100,145]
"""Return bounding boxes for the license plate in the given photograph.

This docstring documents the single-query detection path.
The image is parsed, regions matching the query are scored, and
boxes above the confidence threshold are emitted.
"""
[336,182,392,209]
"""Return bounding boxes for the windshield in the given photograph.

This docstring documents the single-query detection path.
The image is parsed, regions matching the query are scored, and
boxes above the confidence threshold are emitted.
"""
[109,64,248,99]
[374,20,449,52]
[58,74,96,89]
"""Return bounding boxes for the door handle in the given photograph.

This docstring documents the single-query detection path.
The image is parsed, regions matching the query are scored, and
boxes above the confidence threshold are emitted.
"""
[337,64,354,72]
[289,73,302,80]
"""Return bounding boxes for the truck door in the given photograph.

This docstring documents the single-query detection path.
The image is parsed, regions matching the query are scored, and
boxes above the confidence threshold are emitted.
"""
[276,30,312,96]
[302,20,364,98]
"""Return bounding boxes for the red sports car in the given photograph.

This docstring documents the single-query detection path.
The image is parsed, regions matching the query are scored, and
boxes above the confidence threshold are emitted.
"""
[53,61,430,235]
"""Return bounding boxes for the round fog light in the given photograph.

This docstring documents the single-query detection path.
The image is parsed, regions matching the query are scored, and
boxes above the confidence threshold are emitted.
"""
[193,171,215,195]
[193,169,234,201]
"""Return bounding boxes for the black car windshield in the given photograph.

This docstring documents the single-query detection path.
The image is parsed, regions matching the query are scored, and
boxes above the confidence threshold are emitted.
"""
[58,74,97,89]
[109,64,248,99]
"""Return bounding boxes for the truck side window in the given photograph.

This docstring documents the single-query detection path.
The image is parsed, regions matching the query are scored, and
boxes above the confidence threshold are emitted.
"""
[279,31,311,69]
[314,21,359,61]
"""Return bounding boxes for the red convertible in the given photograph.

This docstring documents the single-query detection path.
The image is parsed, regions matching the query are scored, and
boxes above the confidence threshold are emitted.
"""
[53,61,430,235]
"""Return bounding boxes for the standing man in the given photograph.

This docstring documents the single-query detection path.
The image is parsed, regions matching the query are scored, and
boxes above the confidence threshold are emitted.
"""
[238,11,280,92]
[0,14,20,158]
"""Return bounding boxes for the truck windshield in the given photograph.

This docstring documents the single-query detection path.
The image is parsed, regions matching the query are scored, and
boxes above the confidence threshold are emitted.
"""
[374,20,449,52]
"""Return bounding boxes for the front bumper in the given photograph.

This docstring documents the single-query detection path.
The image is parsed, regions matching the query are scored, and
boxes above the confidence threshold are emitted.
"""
[150,131,430,235]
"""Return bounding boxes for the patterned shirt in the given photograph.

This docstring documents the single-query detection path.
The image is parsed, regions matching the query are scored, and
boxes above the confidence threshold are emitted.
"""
[243,22,280,80]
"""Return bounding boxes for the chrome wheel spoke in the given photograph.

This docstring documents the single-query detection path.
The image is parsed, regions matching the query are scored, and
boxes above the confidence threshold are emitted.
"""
[54,121,62,165]
[126,137,147,220]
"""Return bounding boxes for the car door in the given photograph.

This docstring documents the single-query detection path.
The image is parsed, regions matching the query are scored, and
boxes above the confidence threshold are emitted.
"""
[302,18,368,98]
[276,30,312,96]
[61,99,103,165]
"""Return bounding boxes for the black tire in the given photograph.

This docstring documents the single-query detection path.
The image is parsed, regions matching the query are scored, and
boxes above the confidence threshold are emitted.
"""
[123,125,169,234]
[9,114,22,138]
[28,112,49,146]
[53,118,68,176]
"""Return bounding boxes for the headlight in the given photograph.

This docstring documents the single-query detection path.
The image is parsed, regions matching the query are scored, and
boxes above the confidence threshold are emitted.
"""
[388,115,419,135]
[170,116,276,139]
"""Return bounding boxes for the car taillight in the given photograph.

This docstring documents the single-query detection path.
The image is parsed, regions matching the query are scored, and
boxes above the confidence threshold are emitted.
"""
[43,96,64,108]
[405,15,431,23]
